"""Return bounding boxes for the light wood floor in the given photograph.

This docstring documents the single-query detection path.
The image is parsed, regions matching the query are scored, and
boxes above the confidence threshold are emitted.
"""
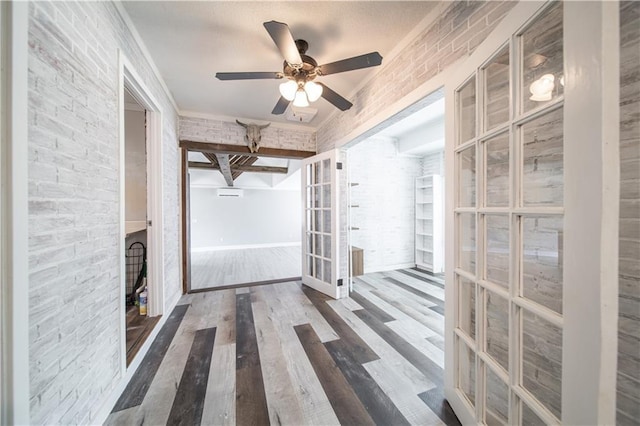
[190,245,302,290]
[107,268,458,426]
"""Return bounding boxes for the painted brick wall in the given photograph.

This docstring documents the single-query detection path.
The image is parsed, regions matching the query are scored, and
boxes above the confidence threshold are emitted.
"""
[349,138,422,272]
[28,1,181,423]
[179,115,316,152]
[617,2,640,424]
[422,150,444,176]
[316,0,515,153]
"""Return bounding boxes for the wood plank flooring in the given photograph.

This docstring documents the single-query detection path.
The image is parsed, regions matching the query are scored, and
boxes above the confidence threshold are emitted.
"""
[125,305,161,366]
[107,268,459,426]
[190,246,301,290]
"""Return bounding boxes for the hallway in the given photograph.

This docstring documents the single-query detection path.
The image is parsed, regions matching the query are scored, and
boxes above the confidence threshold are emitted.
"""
[106,269,458,425]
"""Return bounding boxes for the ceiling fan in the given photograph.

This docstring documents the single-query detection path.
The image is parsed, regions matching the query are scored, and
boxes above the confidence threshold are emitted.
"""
[215,21,383,115]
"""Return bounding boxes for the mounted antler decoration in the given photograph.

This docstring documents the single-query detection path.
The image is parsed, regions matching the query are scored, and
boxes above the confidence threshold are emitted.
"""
[236,120,270,153]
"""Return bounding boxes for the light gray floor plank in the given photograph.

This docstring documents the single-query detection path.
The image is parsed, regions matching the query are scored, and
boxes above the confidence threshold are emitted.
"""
[201,343,236,426]
[191,246,301,290]
[364,360,445,426]
[252,298,307,426]
[328,300,436,393]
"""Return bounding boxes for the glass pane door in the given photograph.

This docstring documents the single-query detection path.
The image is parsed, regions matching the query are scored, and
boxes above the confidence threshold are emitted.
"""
[301,149,340,299]
[448,3,565,424]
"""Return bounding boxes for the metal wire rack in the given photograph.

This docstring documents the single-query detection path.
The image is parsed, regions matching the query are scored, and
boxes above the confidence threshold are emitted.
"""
[126,242,146,305]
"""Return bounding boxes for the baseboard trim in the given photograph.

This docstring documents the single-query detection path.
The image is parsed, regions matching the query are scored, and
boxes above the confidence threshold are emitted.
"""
[191,242,301,252]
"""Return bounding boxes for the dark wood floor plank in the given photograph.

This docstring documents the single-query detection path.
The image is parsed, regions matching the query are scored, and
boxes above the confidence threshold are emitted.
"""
[126,306,161,366]
[302,285,379,364]
[294,324,376,426]
[350,291,395,323]
[325,339,411,426]
[429,305,446,316]
[167,327,217,425]
[397,268,445,289]
[353,309,443,388]
[418,388,462,426]
[113,304,189,412]
[236,293,270,426]
[384,275,444,308]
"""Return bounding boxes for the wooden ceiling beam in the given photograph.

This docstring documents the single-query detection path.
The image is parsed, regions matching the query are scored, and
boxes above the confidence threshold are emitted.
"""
[189,161,288,175]
[180,140,315,159]
[215,154,234,187]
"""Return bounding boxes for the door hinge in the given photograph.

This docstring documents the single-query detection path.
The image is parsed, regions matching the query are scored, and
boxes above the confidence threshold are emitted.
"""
[336,162,343,170]
[337,278,343,286]
[147,220,152,227]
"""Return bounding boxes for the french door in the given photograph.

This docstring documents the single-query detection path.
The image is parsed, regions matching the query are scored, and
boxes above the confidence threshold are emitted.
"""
[447,2,566,423]
[301,149,341,299]
[443,1,621,424]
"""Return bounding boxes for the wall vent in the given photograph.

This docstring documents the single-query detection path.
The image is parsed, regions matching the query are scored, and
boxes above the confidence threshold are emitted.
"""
[217,188,244,197]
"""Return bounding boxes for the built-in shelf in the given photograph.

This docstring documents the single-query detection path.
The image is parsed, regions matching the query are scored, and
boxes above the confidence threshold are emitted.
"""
[125,221,146,236]
[415,175,444,273]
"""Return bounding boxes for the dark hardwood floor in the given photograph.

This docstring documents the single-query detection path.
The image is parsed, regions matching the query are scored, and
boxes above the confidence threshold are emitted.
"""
[125,305,161,366]
[108,268,459,426]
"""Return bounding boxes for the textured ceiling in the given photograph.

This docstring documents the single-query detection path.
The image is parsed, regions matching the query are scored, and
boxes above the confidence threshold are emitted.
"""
[122,1,440,128]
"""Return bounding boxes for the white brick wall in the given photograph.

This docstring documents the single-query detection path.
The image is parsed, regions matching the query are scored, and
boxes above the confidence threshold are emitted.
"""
[316,1,515,153]
[179,115,316,152]
[28,1,181,424]
[349,138,422,272]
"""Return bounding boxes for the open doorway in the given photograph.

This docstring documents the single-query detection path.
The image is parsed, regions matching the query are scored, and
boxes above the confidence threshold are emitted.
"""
[347,93,445,279]
[182,143,311,292]
[122,89,159,365]
[343,90,452,417]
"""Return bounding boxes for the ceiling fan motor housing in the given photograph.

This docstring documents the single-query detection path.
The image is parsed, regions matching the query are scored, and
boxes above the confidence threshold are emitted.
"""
[283,40,318,83]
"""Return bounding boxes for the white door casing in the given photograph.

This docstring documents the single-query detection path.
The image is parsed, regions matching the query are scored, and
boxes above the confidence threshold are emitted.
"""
[301,149,341,299]
[118,52,165,373]
[445,1,619,425]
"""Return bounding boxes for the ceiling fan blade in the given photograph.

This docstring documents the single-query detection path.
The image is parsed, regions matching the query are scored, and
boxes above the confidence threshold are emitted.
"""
[271,96,290,115]
[216,72,282,80]
[318,52,383,76]
[317,83,353,111]
[263,21,303,67]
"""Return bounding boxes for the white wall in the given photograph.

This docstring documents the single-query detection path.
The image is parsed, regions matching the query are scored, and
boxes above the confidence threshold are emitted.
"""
[27,2,181,424]
[125,109,146,222]
[190,186,301,250]
[349,138,422,273]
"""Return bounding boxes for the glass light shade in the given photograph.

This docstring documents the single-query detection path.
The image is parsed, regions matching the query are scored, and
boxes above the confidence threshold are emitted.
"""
[529,74,555,101]
[293,89,309,107]
[304,81,323,102]
[279,80,298,101]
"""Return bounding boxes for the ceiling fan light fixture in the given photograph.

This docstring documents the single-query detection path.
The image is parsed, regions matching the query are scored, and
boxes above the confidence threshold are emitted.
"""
[279,80,298,101]
[529,73,555,101]
[304,81,323,102]
[293,89,310,107]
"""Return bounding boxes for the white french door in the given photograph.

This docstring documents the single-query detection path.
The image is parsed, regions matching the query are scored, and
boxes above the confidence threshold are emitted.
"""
[301,149,341,299]
[445,1,621,424]
[444,1,610,424]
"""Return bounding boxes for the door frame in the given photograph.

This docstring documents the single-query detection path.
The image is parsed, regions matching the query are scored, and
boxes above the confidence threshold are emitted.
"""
[179,141,315,292]
[0,1,30,424]
[118,52,165,373]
